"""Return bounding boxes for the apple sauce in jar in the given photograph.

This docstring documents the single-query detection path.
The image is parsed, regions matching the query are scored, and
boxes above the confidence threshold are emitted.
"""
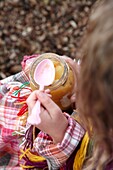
[29,53,75,111]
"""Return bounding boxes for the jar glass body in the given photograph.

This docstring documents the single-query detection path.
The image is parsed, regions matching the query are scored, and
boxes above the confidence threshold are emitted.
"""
[29,53,75,111]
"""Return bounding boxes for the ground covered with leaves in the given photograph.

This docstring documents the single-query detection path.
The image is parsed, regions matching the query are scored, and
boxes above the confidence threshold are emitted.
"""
[0,0,97,79]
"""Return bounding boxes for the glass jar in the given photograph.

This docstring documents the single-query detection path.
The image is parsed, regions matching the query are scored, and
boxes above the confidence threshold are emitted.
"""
[29,53,75,111]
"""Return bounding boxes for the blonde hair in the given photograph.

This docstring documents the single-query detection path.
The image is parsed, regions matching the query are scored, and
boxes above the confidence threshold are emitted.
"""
[78,0,113,169]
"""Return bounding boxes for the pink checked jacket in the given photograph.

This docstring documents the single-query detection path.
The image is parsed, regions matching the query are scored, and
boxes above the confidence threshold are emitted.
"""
[0,55,85,170]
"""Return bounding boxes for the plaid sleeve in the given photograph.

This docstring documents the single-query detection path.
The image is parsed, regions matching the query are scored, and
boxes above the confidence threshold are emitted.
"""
[33,113,85,170]
[0,55,36,169]
[0,70,32,169]
[0,71,29,99]
[0,71,29,85]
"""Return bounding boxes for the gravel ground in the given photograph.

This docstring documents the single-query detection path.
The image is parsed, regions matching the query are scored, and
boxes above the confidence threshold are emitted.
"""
[0,0,97,79]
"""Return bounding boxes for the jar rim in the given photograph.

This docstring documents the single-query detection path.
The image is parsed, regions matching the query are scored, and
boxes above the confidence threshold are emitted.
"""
[29,53,69,90]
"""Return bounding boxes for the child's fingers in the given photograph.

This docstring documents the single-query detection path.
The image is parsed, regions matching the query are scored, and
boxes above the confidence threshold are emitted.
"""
[37,91,62,117]
[26,90,39,107]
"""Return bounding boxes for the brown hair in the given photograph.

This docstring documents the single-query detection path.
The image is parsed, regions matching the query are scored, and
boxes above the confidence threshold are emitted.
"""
[78,0,113,169]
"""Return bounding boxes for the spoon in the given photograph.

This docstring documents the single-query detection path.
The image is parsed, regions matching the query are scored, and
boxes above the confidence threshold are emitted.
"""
[27,59,55,125]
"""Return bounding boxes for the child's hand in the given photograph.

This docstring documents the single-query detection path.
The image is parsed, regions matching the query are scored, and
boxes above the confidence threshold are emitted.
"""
[61,55,80,75]
[61,56,80,108]
[26,90,68,143]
